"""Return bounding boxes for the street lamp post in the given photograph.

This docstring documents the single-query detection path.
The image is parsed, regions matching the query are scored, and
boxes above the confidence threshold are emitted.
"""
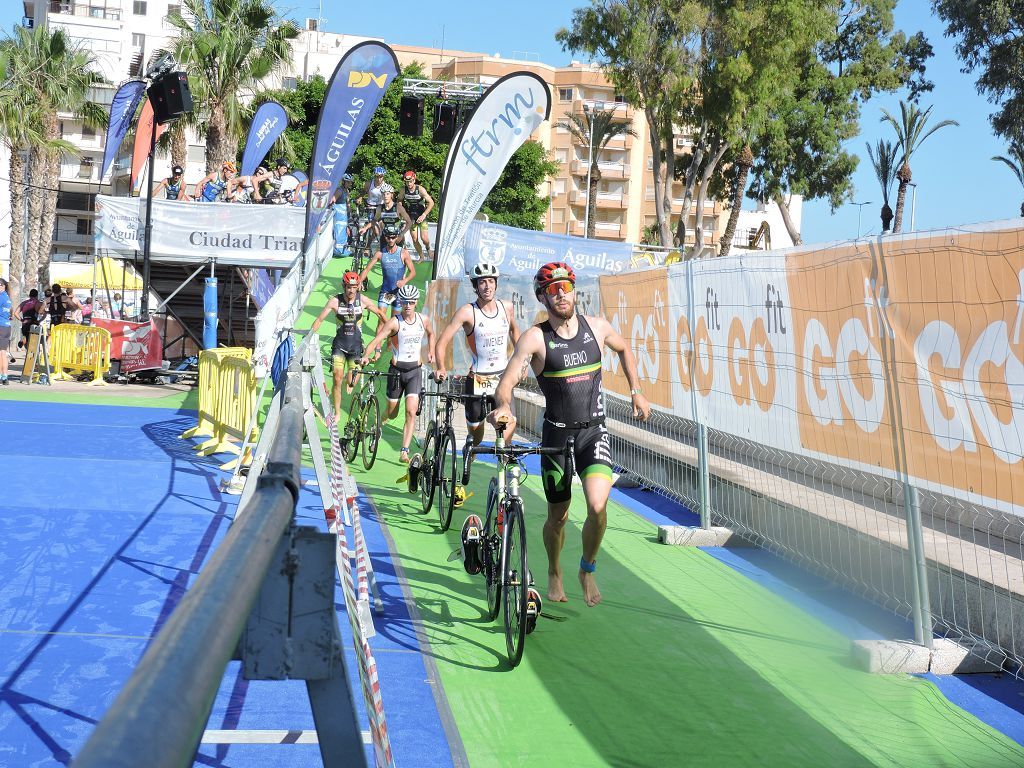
[908,182,917,231]
[853,200,873,239]
[581,100,604,239]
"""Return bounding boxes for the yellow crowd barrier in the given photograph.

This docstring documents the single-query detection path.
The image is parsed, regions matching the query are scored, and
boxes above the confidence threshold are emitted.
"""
[51,325,111,386]
[180,348,258,468]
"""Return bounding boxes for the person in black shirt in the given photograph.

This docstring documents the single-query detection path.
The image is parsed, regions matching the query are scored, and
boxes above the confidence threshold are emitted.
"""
[489,262,650,608]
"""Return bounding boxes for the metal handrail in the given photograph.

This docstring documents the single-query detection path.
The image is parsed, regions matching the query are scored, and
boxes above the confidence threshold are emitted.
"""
[72,369,305,768]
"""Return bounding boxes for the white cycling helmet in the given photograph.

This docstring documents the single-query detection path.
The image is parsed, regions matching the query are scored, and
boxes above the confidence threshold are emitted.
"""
[381,183,395,194]
[471,262,500,280]
[397,284,420,302]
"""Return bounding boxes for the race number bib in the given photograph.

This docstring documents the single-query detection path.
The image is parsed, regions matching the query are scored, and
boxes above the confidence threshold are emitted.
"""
[473,373,499,396]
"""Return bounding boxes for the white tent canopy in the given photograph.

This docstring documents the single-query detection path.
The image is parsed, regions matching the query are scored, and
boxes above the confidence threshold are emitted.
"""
[94,195,306,269]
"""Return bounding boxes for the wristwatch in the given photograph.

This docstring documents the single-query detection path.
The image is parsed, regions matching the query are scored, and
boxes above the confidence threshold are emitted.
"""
[630,388,643,396]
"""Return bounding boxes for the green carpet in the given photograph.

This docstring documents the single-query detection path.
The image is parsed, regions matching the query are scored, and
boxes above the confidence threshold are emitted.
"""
[306,254,1024,766]
[0,385,198,410]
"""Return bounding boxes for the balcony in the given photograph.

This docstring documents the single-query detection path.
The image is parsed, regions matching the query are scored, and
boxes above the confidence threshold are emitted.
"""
[594,222,624,239]
[53,230,93,245]
[571,98,633,122]
[49,1,123,21]
[569,190,629,210]
[569,160,630,180]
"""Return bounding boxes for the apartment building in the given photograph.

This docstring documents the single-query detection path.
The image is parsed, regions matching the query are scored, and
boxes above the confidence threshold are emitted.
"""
[16,0,200,266]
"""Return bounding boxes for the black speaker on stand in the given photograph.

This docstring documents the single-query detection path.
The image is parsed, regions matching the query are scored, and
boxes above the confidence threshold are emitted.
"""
[148,72,193,125]
[399,95,424,137]
[433,103,459,143]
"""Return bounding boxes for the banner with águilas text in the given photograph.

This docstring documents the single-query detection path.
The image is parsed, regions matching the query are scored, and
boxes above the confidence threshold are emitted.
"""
[433,72,551,279]
[304,41,399,250]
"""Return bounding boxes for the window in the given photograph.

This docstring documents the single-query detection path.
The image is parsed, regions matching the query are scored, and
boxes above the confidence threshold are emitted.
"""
[555,122,568,134]
[614,93,626,103]
[554,149,568,163]
[132,33,145,48]
[79,157,94,179]
[553,178,566,195]
[646,157,653,171]
[166,3,180,19]
[82,124,96,140]
[187,144,205,163]
[558,87,573,101]
[552,208,564,224]
[282,77,298,91]
[133,1,147,14]
[76,218,93,235]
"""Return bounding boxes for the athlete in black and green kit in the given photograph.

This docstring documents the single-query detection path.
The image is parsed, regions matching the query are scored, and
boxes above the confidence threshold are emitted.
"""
[489,262,650,607]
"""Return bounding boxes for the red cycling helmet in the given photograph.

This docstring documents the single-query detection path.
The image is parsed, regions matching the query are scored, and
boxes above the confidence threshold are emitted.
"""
[403,170,417,181]
[342,271,360,287]
[533,262,576,296]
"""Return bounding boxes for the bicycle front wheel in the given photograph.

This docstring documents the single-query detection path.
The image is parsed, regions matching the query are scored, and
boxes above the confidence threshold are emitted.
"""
[420,422,438,514]
[503,497,528,668]
[484,477,501,621]
[342,392,361,463]
[362,395,381,470]
[437,429,458,532]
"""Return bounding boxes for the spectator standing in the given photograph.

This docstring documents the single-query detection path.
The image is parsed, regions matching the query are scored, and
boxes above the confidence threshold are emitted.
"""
[15,289,44,349]
[0,279,12,384]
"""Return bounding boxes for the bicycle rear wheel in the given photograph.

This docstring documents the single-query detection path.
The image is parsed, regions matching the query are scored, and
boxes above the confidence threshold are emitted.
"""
[503,497,528,668]
[342,392,361,463]
[437,429,458,532]
[362,395,381,470]
[420,422,437,514]
[483,477,501,621]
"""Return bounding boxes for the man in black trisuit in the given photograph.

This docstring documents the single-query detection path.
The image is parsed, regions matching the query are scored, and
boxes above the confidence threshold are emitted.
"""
[489,262,650,608]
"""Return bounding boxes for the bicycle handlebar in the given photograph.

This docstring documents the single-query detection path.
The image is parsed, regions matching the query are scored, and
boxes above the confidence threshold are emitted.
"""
[462,435,576,486]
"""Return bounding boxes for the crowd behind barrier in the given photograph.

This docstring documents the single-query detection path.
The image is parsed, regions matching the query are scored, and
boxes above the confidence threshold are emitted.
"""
[50,324,111,385]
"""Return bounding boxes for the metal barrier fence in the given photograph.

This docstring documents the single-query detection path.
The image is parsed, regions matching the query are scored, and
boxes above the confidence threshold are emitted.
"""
[510,222,1024,676]
[51,324,111,385]
[180,347,257,469]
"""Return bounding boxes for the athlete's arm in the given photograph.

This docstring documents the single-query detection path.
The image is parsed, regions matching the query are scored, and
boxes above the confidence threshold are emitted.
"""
[153,178,168,197]
[488,326,544,428]
[360,293,386,322]
[309,296,340,334]
[194,172,215,198]
[433,303,473,379]
[423,315,436,366]
[359,250,382,285]
[419,185,434,218]
[591,315,651,421]
[396,250,416,289]
[361,317,399,364]
[505,302,521,347]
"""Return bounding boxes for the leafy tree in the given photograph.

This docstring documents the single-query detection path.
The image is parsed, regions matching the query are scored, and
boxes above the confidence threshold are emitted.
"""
[558,0,701,247]
[0,25,101,294]
[934,0,1024,141]
[880,101,957,232]
[866,138,899,231]
[991,141,1024,217]
[481,140,560,230]
[553,107,636,238]
[167,0,298,172]
[748,0,932,245]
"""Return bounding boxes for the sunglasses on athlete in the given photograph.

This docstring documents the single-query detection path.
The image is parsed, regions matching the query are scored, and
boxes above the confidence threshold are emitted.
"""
[543,280,575,296]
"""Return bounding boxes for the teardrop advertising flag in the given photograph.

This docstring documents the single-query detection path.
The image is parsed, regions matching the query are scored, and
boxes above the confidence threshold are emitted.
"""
[432,71,551,278]
[101,79,146,180]
[303,40,399,250]
[241,101,288,177]
[130,98,167,195]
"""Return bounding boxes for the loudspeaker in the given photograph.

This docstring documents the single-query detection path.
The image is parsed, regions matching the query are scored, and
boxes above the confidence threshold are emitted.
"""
[399,95,424,137]
[433,103,459,143]
[148,72,193,124]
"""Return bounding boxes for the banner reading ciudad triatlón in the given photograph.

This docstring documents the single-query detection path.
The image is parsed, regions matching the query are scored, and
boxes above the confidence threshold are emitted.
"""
[241,100,288,177]
[432,71,551,279]
[101,80,146,181]
[303,40,399,250]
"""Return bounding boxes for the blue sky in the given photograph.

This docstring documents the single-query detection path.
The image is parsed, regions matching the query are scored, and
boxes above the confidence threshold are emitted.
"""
[3,1,1018,244]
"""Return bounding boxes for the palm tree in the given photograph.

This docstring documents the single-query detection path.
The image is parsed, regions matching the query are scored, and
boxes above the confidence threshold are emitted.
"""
[554,107,636,238]
[881,101,958,233]
[866,139,899,233]
[167,0,299,172]
[719,143,754,257]
[1,25,104,289]
[992,141,1024,217]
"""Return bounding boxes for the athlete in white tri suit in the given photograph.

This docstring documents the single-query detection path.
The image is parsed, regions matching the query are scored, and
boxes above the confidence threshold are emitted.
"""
[434,262,520,446]
[362,284,436,463]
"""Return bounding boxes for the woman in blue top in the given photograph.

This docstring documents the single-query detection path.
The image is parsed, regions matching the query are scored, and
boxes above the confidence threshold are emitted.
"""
[0,278,12,384]
[359,224,415,338]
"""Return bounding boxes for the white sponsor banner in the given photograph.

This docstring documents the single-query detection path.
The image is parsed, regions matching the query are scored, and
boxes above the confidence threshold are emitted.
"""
[434,72,551,278]
[464,220,633,277]
[94,195,304,267]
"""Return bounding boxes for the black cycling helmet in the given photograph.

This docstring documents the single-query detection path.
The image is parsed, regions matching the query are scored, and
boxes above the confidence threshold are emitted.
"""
[171,165,183,175]
[274,157,290,170]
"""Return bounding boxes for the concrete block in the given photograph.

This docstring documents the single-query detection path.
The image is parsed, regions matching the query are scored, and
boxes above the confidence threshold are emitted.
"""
[851,639,931,674]
[928,638,1003,675]
[658,525,751,547]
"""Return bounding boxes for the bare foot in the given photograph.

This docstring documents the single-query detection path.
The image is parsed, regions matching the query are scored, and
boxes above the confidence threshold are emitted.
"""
[579,569,602,607]
[547,571,568,602]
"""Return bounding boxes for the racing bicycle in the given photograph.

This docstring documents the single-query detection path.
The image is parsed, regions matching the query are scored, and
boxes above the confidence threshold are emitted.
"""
[341,367,387,470]
[461,422,575,668]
